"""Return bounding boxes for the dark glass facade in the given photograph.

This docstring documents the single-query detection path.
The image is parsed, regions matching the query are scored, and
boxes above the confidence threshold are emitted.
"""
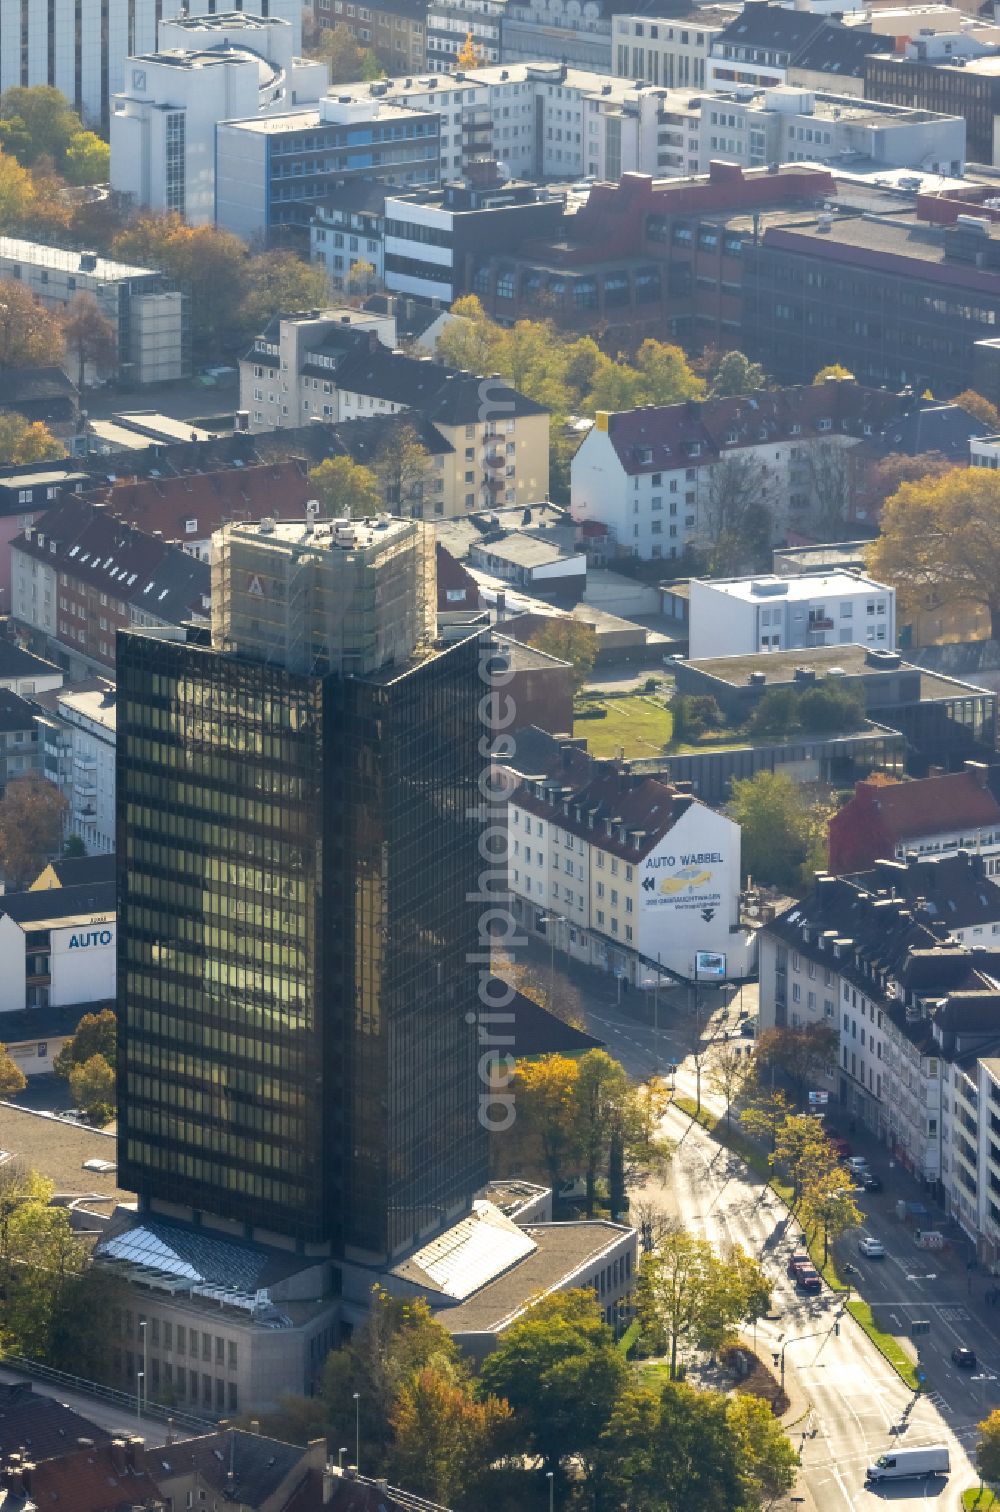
[117,627,487,1261]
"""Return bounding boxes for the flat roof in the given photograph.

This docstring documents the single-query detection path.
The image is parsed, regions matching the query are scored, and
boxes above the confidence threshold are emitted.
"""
[226,99,432,133]
[693,571,886,602]
[0,237,159,282]
[474,533,580,569]
[57,686,117,734]
[683,643,984,700]
[224,514,418,550]
[0,1104,128,1207]
[437,1220,632,1335]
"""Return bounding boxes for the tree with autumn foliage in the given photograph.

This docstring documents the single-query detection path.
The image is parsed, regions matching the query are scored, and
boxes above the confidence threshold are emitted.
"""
[867,466,1000,640]
[954,389,1000,432]
[0,279,65,370]
[455,31,484,68]
[61,292,117,391]
[0,415,64,467]
[511,1053,583,1194]
[0,774,68,889]
[113,215,249,362]
[0,1044,25,1098]
[307,456,382,518]
[390,1367,513,1505]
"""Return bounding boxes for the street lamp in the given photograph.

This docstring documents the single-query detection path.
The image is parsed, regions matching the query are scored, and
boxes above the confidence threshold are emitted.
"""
[539,914,566,1006]
[353,1392,360,1474]
[136,1371,144,1426]
[138,1319,147,1417]
[546,1470,554,1512]
[338,1448,347,1471]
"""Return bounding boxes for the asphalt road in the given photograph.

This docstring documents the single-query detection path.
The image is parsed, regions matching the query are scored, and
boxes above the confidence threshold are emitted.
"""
[0,1364,193,1449]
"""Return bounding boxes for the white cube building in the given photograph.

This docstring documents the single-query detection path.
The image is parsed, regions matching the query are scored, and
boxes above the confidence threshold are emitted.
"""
[687,572,896,659]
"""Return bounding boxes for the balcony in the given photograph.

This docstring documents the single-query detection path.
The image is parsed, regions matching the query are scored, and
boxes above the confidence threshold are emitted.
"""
[807,617,834,632]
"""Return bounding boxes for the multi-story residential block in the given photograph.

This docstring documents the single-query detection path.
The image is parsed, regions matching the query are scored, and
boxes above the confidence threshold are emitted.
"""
[216,94,442,242]
[0,239,188,386]
[320,0,427,72]
[427,0,504,71]
[507,756,755,983]
[34,682,117,856]
[501,0,622,73]
[830,765,1000,875]
[10,498,210,678]
[0,691,41,794]
[311,181,388,291]
[110,14,326,225]
[0,0,301,130]
[687,572,895,659]
[240,307,549,510]
[569,379,906,564]
[707,3,891,94]
[0,642,63,698]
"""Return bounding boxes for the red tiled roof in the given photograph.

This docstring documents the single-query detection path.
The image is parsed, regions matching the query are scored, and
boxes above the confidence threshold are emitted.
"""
[85,461,313,543]
[514,768,694,861]
[602,381,904,476]
[851,772,1000,841]
[26,1443,162,1511]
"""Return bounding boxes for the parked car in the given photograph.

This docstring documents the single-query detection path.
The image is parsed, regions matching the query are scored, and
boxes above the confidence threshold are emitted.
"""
[952,1346,977,1368]
[795,1265,822,1293]
[862,1173,883,1192]
[830,1136,852,1157]
[787,1248,811,1277]
[866,1446,950,1483]
[858,1235,885,1258]
[846,1156,869,1176]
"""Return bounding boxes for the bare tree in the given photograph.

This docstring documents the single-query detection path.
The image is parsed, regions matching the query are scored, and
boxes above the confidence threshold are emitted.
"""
[707,1041,755,1130]
[61,292,116,391]
[700,455,775,575]
[804,439,852,542]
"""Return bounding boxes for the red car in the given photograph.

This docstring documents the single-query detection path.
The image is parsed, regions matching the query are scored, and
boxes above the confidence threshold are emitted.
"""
[795,1267,822,1294]
[787,1249,811,1278]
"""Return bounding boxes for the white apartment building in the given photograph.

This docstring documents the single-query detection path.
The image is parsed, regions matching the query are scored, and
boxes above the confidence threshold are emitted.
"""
[239,306,398,429]
[111,14,326,225]
[508,767,755,983]
[0,883,116,1015]
[35,684,117,856]
[687,573,896,659]
[0,239,187,385]
[0,0,301,129]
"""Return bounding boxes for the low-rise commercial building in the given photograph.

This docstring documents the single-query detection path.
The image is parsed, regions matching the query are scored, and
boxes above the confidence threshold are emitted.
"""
[687,572,895,659]
[0,878,116,1015]
[0,239,188,386]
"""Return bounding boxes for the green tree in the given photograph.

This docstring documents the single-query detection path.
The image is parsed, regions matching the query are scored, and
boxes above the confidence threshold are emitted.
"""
[0,279,65,370]
[867,466,1000,639]
[61,291,117,391]
[727,771,830,893]
[435,295,505,376]
[63,130,109,185]
[799,1164,862,1264]
[0,86,82,167]
[740,1083,791,1152]
[389,1366,512,1505]
[63,834,86,858]
[526,618,597,691]
[0,414,64,466]
[68,1054,115,1124]
[312,23,380,83]
[239,250,330,338]
[708,349,768,398]
[813,363,854,383]
[323,1288,462,1472]
[0,773,68,889]
[511,1053,582,1195]
[0,1162,101,1365]
[670,693,723,743]
[574,1049,632,1217]
[728,1391,800,1504]
[976,1409,1000,1499]
[307,456,382,518]
[0,150,38,231]
[636,1225,769,1379]
[0,1044,26,1098]
[749,687,804,738]
[477,1289,628,1479]
[54,1008,117,1079]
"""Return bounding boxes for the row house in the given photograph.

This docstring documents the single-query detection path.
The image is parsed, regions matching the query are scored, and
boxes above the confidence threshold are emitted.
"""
[570,377,908,564]
[507,753,755,983]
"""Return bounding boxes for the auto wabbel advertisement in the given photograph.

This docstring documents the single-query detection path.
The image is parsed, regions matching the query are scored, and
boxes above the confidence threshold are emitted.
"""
[641,849,724,924]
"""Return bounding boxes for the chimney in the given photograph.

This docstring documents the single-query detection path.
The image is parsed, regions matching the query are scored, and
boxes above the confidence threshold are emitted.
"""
[110,1440,128,1475]
[250,1420,261,1436]
[126,1438,145,1473]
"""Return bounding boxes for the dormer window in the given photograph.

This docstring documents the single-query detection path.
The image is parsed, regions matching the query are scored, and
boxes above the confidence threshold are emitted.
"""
[725,429,738,444]
[818,418,832,432]
[791,423,801,435]
[638,447,653,464]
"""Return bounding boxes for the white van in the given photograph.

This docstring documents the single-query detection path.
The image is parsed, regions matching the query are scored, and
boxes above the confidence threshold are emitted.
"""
[866,1445,950,1482]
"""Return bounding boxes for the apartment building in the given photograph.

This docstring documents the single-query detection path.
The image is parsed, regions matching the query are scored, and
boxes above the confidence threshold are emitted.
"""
[10,498,210,677]
[612,12,724,89]
[707,3,890,94]
[34,683,117,856]
[830,766,1000,875]
[0,878,116,1015]
[110,14,326,225]
[426,0,504,70]
[569,378,906,565]
[321,0,427,72]
[0,240,187,386]
[240,308,550,511]
[507,759,755,983]
[0,0,301,130]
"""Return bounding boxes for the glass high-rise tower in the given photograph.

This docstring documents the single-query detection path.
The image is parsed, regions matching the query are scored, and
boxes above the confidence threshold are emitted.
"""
[116,514,488,1262]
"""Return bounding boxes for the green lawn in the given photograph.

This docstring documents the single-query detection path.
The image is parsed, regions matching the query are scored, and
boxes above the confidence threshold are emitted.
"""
[963,1491,997,1510]
[576,695,673,758]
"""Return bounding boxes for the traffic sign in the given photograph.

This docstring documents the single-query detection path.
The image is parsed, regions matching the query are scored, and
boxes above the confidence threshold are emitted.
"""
[916,1369,926,1384]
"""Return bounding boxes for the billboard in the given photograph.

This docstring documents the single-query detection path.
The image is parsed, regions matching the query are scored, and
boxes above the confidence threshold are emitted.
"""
[808,1090,829,1109]
[641,849,725,924]
[695,950,726,980]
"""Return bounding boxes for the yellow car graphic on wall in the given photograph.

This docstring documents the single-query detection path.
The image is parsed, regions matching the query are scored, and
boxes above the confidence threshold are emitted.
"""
[660,865,713,895]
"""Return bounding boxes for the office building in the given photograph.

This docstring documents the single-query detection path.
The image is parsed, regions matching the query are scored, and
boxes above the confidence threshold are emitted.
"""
[110,14,326,225]
[0,239,188,386]
[865,47,1000,165]
[116,512,488,1263]
[0,0,302,131]
[216,94,442,242]
[612,12,725,89]
[687,572,895,659]
[320,0,427,72]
